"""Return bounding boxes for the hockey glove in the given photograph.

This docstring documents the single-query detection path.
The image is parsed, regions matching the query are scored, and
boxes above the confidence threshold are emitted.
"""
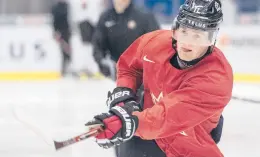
[106,87,136,109]
[85,101,141,149]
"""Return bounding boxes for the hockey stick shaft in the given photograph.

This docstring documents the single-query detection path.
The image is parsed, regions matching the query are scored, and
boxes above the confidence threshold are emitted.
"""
[54,124,103,150]
[232,96,260,104]
[12,105,53,146]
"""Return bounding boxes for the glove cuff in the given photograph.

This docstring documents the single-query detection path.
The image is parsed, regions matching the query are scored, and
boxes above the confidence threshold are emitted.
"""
[106,87,136,109]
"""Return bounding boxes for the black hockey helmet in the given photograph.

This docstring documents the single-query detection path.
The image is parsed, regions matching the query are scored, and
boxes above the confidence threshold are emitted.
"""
[173,0,223,31]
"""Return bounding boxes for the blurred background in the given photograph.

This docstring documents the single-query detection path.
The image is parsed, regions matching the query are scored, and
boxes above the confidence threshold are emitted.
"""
[0,0,260,157]
[0,0,260,22]
[1,0,260,23]
[0,0,259,80]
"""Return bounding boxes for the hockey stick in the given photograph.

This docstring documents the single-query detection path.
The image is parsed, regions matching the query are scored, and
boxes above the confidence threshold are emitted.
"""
[12,104,54,147]
[12,104,104,151]
[54,124,103,150]
[231,96,260,104]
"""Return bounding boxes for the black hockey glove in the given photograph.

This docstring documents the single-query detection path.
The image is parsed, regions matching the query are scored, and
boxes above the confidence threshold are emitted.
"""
[85,101,141,149]
[106,87,136,109]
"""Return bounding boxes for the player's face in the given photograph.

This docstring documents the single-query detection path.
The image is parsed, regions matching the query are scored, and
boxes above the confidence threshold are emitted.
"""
[177,42,209,61]
[175,27,213,61]
[113,0,131,14]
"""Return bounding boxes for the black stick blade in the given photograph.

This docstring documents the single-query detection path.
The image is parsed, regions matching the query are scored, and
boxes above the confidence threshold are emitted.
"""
[54,141,66,150]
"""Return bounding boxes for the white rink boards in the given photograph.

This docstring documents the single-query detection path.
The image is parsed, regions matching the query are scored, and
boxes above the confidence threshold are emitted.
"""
[0,79,260,157]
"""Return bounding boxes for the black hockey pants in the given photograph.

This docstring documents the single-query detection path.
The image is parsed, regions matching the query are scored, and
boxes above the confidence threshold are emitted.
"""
[59,30,71,76]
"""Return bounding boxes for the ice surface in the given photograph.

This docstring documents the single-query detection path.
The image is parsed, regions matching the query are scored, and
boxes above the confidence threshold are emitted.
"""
[0,79,260,157]
[0,79,116,157]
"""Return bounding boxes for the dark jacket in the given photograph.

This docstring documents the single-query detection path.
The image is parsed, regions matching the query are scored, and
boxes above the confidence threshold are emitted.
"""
[51,1,70,34]
[92,3,160,63]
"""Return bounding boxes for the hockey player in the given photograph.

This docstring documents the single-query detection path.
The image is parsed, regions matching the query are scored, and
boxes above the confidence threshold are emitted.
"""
[86,0,233,157]
[92,0,160,80]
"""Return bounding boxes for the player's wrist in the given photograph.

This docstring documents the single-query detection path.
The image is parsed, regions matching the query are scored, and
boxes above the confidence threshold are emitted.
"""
[109,105,139,139]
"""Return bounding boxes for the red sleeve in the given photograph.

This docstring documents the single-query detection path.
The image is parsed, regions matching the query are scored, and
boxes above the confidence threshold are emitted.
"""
[116,37,143,92]
[116,31,162,92]
[133,74,233,139]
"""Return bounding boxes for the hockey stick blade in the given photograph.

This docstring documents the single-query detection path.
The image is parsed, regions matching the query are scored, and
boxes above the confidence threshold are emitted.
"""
[54,124,103,150]
[12,104,54,147]
[232,96,260,104]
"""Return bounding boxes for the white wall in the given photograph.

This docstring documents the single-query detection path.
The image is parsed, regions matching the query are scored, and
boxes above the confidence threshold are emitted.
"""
[0,25,61,72]
[0,24,259,80]
[217,25,260,74]
[162,24,260,75]
[0,24,99,74]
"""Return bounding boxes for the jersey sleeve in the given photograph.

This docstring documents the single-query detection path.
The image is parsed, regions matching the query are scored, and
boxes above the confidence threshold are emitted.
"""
[116,36,145,92]
[116,30,162,92]
[133,73,233,139]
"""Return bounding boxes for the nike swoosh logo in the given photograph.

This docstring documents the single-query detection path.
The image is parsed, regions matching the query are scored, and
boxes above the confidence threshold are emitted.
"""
[143,55,155,63]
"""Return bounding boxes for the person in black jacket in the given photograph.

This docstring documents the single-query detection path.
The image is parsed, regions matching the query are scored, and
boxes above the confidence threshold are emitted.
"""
[51,0,71,77]
[92,0,160,80]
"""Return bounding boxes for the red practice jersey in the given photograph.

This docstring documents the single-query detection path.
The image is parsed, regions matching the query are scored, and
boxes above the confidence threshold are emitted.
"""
[116,30,233,157]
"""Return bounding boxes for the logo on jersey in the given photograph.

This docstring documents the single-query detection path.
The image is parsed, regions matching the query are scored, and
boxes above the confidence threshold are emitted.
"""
[105,21,116,28]
[143,55,155,63]
[180,131,188,136]
[127,20,137,29]
[151,91,188,136]
[151,92,164,104]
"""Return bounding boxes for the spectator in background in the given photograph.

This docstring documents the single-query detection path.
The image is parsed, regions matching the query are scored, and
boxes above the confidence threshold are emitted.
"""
[92,0,160,80]
[143,0,185,22]
[235,0,259,13]
[235,0,260,24]
[68,0,106,78]
[144,0,173,17]
[51,0,71,77]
